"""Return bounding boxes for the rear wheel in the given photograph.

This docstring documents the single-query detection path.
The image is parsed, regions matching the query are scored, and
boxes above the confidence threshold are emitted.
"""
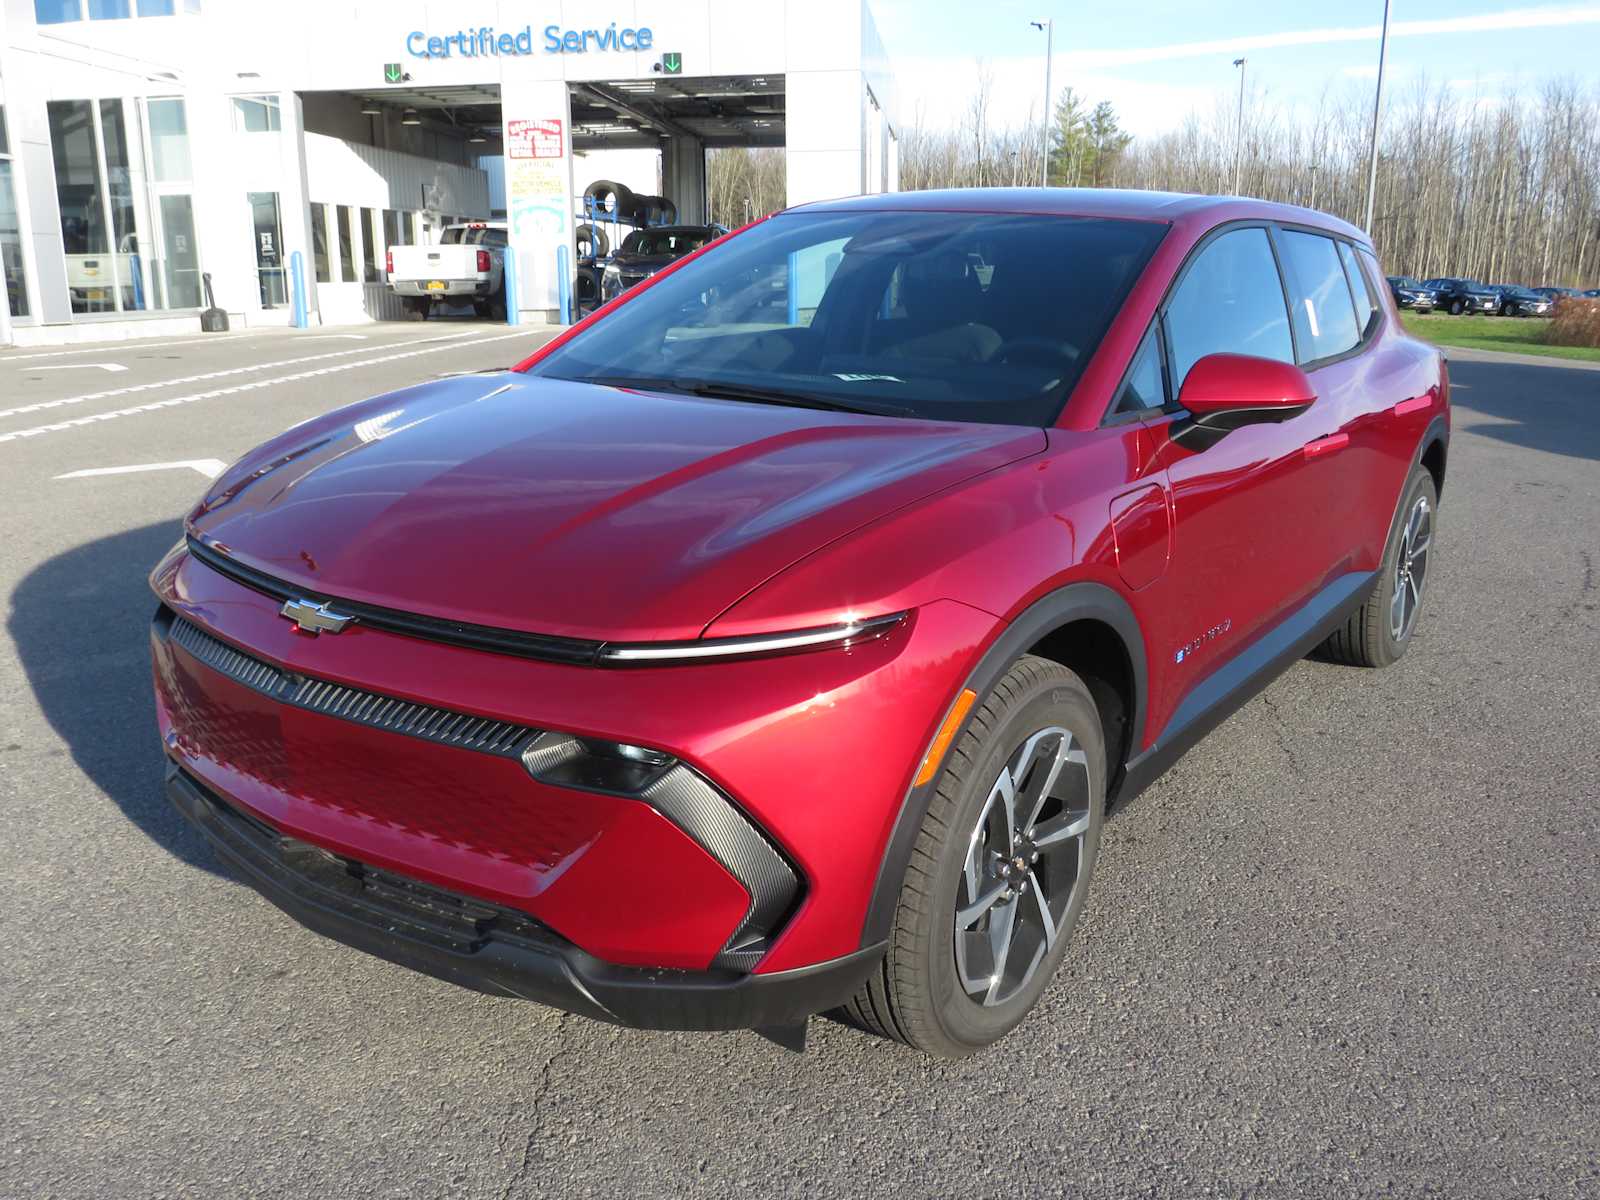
[1317,465,1437,668]
[841,656,1105,1057]
[1449,298,1464,315]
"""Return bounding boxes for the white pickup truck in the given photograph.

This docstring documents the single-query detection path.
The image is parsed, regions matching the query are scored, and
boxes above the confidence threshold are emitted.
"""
[386,221,508,319]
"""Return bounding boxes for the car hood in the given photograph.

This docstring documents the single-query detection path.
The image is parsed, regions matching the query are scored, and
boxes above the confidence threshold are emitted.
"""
[186,373,1044,641]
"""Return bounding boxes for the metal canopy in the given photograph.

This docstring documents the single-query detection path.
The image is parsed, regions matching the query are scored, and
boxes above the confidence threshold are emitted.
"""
[344,76,785,150]
[571,75,786,150]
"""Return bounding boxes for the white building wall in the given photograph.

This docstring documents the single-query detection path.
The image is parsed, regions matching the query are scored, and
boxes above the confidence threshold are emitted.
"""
[1,0,897,337]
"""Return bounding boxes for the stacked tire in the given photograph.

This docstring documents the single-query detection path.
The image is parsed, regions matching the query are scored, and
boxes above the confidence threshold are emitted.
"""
[580,179,678,228]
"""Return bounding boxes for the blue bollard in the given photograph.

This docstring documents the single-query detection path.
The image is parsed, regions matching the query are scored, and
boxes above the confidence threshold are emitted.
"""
[289,251,308,328]
[786,250,800,326]
[504,251,519,327]
[556,244,572,326]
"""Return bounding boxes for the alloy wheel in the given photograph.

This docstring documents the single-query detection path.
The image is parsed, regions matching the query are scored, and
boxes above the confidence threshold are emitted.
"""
[1390,494,1433,642]
[953,726,1092,1007]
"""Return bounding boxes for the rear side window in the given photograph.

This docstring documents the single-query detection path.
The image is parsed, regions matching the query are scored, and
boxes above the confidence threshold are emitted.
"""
[1279,230,1359,363]
[1337,241,1377,337]
[1164,226,1294,389]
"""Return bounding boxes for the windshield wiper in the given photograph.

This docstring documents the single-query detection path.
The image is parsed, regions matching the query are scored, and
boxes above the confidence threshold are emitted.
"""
[681,379,916,418]
[570,374,913,418]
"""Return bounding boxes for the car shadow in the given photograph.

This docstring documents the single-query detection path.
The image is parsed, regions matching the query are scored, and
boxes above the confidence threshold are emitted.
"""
[9,519,228,879]
[1445,356,1600,463]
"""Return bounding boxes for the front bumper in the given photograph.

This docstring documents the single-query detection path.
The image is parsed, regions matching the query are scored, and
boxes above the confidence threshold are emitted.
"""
[168,766,883,1030]
[151,544,993,976]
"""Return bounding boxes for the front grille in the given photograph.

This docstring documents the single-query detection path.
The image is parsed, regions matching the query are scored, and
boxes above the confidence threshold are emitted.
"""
[166,613,539,758]
[186,772,562,956]
[186,536,604,667]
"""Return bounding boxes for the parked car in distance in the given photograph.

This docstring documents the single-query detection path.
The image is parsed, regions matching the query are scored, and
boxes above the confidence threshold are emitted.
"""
[387,221,507,319]
[601,224,728,303]
[1532,286,1583,302]
[152,190,1449,1058]
[1582,289,1600,299]
[1424,277,1500,315]
[1386,275,1438,312]
[1491,285,1554,317]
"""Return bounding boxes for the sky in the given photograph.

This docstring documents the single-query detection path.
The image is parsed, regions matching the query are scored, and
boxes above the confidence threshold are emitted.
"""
[870,1,1600,138]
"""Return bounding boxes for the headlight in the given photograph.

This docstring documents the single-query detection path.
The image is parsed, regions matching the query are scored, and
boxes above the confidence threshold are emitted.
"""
[597,611,909,665]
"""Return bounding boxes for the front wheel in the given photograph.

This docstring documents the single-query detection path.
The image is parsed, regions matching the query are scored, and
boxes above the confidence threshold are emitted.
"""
[1449,298,1465,315]
[1317,465,1438,667]
[840,656,1105,1057]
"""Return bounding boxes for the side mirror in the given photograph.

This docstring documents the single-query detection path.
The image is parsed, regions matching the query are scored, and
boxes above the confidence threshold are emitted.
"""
[1173,353,1316,448]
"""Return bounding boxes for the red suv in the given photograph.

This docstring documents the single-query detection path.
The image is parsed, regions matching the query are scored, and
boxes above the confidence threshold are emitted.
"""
[151,190,1448,1057]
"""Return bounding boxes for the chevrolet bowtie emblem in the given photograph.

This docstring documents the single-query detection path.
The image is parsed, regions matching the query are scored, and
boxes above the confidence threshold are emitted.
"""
[279,597,356,635]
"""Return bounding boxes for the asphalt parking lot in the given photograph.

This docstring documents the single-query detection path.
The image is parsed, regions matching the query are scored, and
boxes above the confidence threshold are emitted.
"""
[1,323,1596,1198]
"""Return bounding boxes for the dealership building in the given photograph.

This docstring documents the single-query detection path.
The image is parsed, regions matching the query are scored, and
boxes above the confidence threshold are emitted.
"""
[0,0,898,345]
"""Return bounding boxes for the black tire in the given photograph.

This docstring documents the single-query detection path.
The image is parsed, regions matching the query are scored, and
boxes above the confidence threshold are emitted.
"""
[582,179,634,220]
[402,296,428,321]
[840,656,1105,1057]
[575,222,609,259]
[1317,465,1438,668]
[1449,298,1464,315]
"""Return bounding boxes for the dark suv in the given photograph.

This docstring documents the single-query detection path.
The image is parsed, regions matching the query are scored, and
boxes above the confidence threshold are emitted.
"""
[601,224,729,303]
[1424,278,1501,315]
[1386,276,1438,312]
[1492,286,1553,317]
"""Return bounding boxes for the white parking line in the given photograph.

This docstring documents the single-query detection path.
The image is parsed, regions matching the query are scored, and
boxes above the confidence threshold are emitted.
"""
[0,332,501,422]
[32,362,128,373]
[0,333,250,361]
[0,329,543,446]
[56,458,227,480]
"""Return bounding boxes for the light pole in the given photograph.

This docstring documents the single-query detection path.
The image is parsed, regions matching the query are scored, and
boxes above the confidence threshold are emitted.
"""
[1031,18,1053,187]
[1363,0,1393,232]
[1232,57,1247,195]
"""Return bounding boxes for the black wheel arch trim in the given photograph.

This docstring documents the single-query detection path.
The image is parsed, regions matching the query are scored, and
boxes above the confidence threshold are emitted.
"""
[859,581,1147,949]
[1417,413,1450,499]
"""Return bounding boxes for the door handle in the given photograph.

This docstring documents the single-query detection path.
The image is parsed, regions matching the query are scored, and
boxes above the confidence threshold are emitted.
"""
[1303,433,1349,459]
[1392,394,1433,417]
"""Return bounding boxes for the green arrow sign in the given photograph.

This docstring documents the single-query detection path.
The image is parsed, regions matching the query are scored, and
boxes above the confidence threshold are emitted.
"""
[661,52,682,75]
[384,62,403,84]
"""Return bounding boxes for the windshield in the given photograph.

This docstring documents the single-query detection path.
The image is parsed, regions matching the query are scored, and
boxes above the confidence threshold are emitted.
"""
[530,210,1167,427]
[621,229,715,256]
[1392,277,1421,288]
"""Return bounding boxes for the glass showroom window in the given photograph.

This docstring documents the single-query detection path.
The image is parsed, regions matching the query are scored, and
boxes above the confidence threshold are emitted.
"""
[48,100,119,314]
[48,97,200,315]
[361,207,380,283]
[0,104,32,318]
[145,97,202,308]
[336,205,355,281]
[250,192,287,306]
[232,95,281,134]
[310,203,331,283]
[35,0,83,22]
